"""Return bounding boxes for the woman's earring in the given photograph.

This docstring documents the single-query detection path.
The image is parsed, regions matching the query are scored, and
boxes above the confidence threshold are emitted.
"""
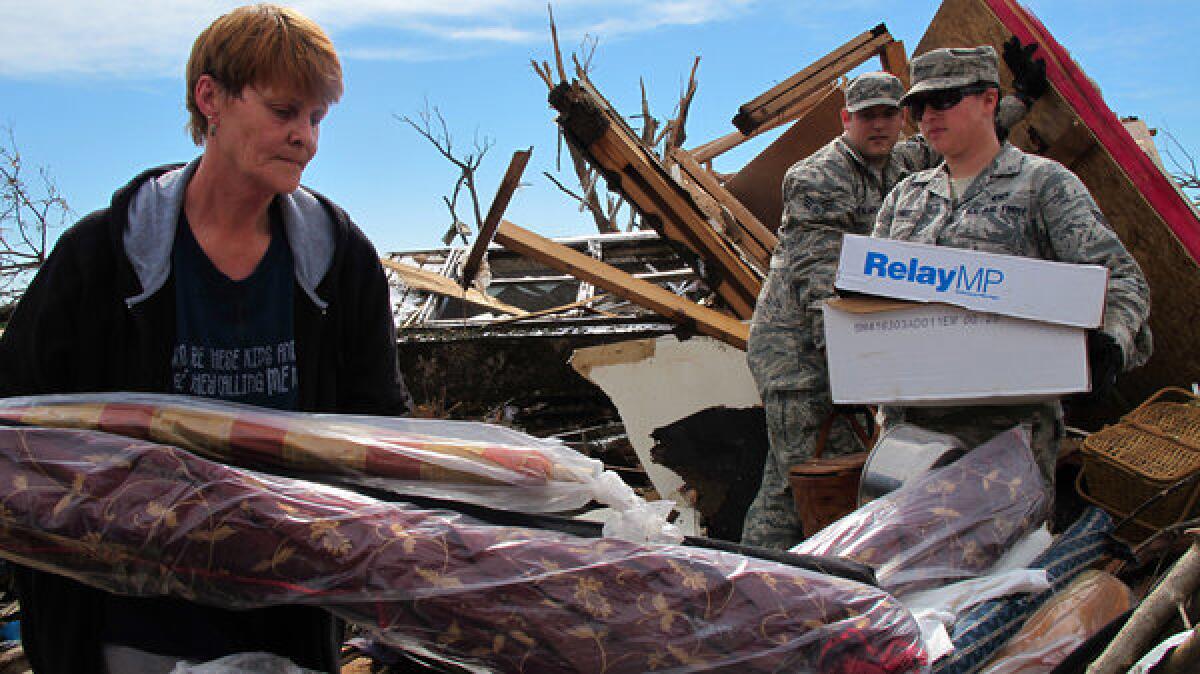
[208,116,218,138]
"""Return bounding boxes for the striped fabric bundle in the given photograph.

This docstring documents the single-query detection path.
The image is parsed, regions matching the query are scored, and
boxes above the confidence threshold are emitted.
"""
[0,393,618,517]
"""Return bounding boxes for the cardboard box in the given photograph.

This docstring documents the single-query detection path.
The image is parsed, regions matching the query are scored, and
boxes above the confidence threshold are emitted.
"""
[823,296,1088,406]
[835,234,1108,328]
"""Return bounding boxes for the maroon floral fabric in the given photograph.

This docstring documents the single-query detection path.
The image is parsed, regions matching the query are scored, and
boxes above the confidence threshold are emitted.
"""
[0,427,928,672]
[796,427,1050,595]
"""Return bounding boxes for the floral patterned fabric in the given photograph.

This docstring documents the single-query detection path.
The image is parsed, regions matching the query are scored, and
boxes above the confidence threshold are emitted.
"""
[0,426,928,673]
[795,426,1050,595]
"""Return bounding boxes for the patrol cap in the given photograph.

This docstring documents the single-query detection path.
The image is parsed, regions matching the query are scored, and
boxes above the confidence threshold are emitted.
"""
[844,72,904,113]
[899,46,1000,103]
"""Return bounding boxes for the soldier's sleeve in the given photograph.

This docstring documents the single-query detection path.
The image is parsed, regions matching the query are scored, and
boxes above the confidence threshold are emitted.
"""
[871,186,901,239]
[996,94,1030,134]
[892,135,940,172]
[780,157,857,233]
[1038,166,1152,370]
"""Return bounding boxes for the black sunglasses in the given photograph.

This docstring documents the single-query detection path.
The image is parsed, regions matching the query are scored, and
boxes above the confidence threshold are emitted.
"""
[905,84,992,120]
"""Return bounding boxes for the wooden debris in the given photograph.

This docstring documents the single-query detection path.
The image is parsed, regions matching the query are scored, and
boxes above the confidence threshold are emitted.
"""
[548,76,762,319]
[724,85,847,232]
[494,221,749,349]
[669,147,777,272]
[688,81,839,165]
[878,39,911,89]
[489,294,619,326]
[381,257,527,317]
[732,24,896,135]
[1087,539,1200,674]
[461,148,533,288]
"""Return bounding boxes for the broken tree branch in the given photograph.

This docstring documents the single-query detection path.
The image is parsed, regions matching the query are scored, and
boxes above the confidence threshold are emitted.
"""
[398,102,494,241]
[0,126,69,305]
[1087,538,1200,674]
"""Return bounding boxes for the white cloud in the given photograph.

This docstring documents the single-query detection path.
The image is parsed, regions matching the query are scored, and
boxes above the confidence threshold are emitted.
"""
[0,0,756,78]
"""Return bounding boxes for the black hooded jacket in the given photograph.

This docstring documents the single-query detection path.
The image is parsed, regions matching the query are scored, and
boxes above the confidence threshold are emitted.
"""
[0,162,411,413]
[0,162,412,672]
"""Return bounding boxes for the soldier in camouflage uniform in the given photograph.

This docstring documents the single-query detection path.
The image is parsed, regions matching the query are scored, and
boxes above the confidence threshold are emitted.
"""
[742,72,925,550]
[742,62,1045,549]
[873,46,1152,486]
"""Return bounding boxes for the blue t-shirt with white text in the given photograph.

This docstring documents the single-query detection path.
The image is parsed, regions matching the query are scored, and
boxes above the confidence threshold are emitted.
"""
[170,207,299,410]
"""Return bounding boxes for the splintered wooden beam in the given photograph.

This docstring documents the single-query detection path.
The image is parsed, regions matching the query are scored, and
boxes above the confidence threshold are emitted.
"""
[724,85,846,232]
[461,148,533,288]
[688,81,838,164]
[381,257,527,317]
[549,77,762,319]
[495,221,749,349]
[732,24,895,135]
[669,147,778,266]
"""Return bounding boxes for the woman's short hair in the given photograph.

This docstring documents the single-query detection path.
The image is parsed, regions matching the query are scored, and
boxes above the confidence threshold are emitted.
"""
[185,3,343,145]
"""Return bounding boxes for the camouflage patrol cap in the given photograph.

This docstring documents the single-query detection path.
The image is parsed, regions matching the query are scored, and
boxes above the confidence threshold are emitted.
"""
[844,72,904,113]
[899,46,1001,103]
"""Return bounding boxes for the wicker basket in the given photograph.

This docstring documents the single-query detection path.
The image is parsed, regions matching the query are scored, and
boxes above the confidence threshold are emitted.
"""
[788,452,868,537]
[1077,387,1200,541]
[787,407,874,537]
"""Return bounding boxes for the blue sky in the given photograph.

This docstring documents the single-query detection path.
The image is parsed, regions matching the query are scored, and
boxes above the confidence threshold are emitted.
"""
[2,0,1197,253]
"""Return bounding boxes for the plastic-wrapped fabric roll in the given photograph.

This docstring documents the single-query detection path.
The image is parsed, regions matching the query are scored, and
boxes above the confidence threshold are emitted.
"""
[978,570,1132,673]
[933,507,1123,674]
[796,426,1050,595]
[0,426,930,673]
[0,392,677,541]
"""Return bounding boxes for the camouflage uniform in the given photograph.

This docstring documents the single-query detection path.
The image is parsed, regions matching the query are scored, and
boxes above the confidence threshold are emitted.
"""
[875,48,1152,486]
[743,73,930,549]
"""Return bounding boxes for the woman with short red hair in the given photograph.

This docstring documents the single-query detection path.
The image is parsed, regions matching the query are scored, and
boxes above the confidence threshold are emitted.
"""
[0,5,410,672]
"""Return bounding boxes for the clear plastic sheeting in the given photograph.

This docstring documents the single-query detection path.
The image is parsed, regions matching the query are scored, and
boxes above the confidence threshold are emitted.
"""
[858,423,966,506]
[900,570,1051,662]
[0,393,679,542]
[0,427,930,673]
[978,571,1133,674]
[794,426,1051,595]
[169,652,321,674]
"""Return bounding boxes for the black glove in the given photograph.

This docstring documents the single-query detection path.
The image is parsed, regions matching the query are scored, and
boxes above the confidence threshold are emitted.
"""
[1086,329,1123,398]
[1002,36,1049,104]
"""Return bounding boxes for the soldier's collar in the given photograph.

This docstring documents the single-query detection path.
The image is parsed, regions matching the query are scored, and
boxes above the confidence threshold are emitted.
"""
[924,165,953,200]
[990,142,1024,177]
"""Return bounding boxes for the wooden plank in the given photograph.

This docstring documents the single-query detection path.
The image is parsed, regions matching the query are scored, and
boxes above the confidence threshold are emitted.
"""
[688,81,837,164]
[488,294,618,326]
[670,147,778,263]
[916,0,1200,424]
[461,148,532,288]
[724,86,847,232]
[878,40,910,90]
[495,221,749,350]
[381,257,527,317]
[733,26,892,135]
[550,78,763,319]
